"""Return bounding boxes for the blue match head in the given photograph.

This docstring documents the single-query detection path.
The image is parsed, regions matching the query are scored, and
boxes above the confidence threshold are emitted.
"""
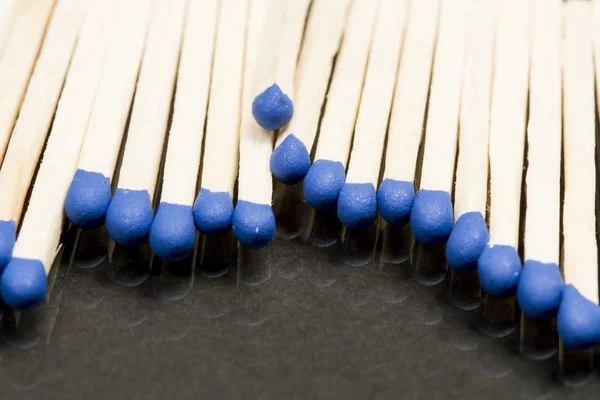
[303,159,346,210]
[1,258,47,311]
[557,285,600,350]
[270,134,310,185]
[149,202,196,262]
[409,190,453,245]
[252,83,294,131]
[64,169,112,229]
[105,188,154,247]
[0,220,16,271]
[232,200,276,250]
[377,179,414,226]
[517,260,563,320]
[445,212,488,272]
[193,188,234,235]
[477,245,522,298]
[337,183,377,230]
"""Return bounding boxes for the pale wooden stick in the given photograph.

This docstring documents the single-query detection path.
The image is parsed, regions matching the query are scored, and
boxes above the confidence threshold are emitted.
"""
[0,0,88,224]
[105,0,188,246]
[0,0,17,59]
[270,0,351,185]
[0,0,115,310]
[0,0,57,164]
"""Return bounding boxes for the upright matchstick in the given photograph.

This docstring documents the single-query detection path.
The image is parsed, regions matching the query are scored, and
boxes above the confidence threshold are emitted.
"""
[445,1,496,272]
[192,0,247,238]
[0,0,115,310]
[269,0,351,185]
[557,0,600,350]
[303,0,379,211]
[148,0,218,262]
[232,0,293,250]
[409,0,469,245]
[337,0,409,230]
[0,0,87,270]
[477,0,530,298]
[0,0,17,58]
[64,0,153,229]
[378,0,441,226]
[0,0,56,164]
[516,0,563,321]
[105,0,187,247]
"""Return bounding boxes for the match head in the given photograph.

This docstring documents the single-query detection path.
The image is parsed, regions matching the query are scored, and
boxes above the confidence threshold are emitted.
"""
[0,220,16,270]
[557,285,600,350]
[252,83,294,131]
[105,189,154,247]
[232,200,276,250]
[445,212,488,272]
[270,134,310,185]
[193,189,234,235]
[477,245,522,298]
[409,190,453,245]
[149,202,196,262]
[377,179,414,226]
[517,260,563,320]
[337,183,377,230]
[303,159,346,210]
[1,258,47,311]
[64,169,112,229]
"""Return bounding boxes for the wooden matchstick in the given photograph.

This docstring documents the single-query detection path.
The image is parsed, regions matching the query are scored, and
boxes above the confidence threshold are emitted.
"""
[0,0,17,58]
[269,0,351,186]
[0,0,115,310]
[64,0,154,229]
[303,0,378,211]
[337,0,410,230]
[477,0,531,298]
[557,0,600,351]
[148,0,219,262]
[104,0,188,248]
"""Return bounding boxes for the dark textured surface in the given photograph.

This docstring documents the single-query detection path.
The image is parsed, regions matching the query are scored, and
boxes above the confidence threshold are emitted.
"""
[0,226,598,400]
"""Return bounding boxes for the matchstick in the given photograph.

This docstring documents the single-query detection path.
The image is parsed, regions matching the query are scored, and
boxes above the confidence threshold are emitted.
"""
[409,0,469,244]
[337,0,409,230]
[0,0,56,164]
[0,0,17,58]
[516,0,563,321]
[303,0,378,211]
[269,0,351,185]
[557,0,600,350]
[445,1,496,272]
[0,0,115,310]
[477,0,530,298]
[0,0,87,270]
[148,0,218,262]
[377,0,440,226]
[64,0,154,229]
[192,0,247,238]
[105,0,188,248]
[233,0,293,250]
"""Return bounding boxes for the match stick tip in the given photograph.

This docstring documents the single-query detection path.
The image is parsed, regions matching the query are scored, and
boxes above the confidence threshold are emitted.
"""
[0,258,47,311]
[149,202,196,262]
[445,212,488,272]
[65,169,112,229]
[0,219,16,270]
[193,188,234,236]
[270,134,310,185]
[232,200,276,250]
[477,245,521,298]
[409,190,453,245]
[557,285,600,350]
[517,260,563,321]
[252,83,294,131]
[303,159,346,211]
[337,183,377,230]
[105,189,154,247]
[378,179,415,226]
